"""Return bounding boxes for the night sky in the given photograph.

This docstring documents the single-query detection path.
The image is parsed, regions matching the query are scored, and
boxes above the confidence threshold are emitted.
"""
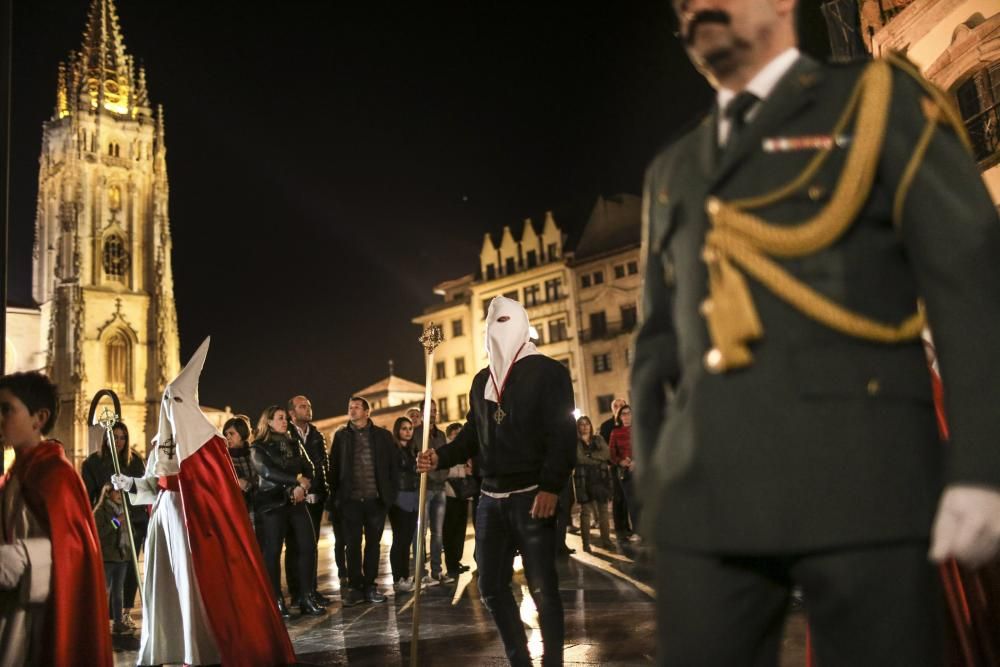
[9,1,831,420]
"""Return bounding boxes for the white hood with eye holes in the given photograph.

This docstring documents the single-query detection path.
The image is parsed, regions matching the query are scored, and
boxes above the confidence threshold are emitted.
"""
[153,337,221,472]
[484,296,540,403]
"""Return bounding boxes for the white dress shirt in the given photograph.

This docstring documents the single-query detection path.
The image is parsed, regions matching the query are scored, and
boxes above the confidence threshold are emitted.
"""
[717,47,801,147]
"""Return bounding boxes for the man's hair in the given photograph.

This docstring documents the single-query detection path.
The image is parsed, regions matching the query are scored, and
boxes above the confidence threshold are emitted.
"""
[349,396,370,412]
[287,395,309,413]
[0,371,60,435]
[223,416,251,443]
[445,422,462,438]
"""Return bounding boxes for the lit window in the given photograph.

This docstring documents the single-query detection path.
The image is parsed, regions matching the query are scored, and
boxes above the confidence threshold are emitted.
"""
[102,234,130,281]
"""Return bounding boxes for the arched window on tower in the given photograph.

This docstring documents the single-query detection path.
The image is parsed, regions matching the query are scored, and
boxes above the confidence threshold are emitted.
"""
[102,233,130,282]
[105,330,132,397]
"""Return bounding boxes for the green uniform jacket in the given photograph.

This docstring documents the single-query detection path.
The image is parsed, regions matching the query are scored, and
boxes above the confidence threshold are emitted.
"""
[631,54,1000,553]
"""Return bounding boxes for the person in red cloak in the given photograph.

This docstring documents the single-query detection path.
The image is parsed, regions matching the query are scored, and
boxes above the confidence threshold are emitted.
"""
[112,337,295,666]
[0,371,112,667]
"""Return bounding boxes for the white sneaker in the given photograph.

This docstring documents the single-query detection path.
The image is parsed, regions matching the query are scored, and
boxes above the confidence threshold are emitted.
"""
[628,533,642,543]
[394,576,415,593]
[420,574,440,587]
[436,572,456,584]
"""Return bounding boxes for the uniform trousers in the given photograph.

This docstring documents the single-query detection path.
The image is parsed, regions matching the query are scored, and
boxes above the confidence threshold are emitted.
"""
[655,541,943,666]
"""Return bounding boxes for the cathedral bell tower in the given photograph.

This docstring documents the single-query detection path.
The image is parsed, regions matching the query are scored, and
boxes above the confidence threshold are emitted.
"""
[33,0,180,463]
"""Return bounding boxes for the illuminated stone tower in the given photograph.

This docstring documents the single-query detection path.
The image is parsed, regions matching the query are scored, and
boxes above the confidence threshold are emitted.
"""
[32,0,180,463]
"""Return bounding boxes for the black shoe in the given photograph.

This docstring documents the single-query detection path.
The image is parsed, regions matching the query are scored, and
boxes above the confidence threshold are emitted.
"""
[276,597,291,618]
[557,545,575,556]
[311,590,331,607]
[457,564,471,573]
[342,588,366,607]
[366,587,387,603]
[297,595,326,616]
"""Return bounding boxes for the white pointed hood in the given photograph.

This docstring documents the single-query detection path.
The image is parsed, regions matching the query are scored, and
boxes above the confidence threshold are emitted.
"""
[155,336,221,466]
[484,296,540,403]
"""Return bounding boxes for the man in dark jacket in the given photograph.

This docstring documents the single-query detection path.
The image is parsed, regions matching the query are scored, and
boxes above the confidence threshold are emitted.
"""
[328,396,399,606]
[632,1,1000,664]
[286,395,332,605]
[597,397,626,444]
[419,296,576,667]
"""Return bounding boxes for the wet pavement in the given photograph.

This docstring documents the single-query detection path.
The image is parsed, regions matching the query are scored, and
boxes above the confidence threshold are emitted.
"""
[112,520,807,666]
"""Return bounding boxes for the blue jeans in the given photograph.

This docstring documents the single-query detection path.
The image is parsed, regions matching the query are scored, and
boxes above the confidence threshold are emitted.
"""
[476,490,563,667]
[104,561,128,620]
[414,489,446,575]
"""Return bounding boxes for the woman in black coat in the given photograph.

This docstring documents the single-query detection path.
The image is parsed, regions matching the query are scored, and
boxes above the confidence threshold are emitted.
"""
[251,405,325,617]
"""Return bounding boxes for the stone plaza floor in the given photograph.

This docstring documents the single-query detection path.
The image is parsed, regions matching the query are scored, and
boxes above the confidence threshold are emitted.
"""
[111,521,808,666]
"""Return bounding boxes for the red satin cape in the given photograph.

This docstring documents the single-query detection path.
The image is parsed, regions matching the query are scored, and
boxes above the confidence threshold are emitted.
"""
[2,440,112,666]
[177,435,296,666]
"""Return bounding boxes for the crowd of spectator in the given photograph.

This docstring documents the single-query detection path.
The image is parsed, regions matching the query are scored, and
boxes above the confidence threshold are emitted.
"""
[85,393,638,634]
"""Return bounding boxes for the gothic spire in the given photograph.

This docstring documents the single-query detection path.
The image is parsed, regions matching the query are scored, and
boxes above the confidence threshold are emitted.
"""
[77,0,133,116]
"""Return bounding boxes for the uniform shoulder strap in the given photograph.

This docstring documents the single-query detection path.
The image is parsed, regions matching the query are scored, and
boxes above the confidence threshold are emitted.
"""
[882,50,972,152]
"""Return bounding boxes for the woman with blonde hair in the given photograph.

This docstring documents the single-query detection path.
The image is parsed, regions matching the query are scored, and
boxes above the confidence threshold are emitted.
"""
[250,405,324,617]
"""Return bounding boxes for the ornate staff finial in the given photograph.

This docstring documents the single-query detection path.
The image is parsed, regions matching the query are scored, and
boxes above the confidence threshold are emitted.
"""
[97,405,119,431]
[419,322,443,356]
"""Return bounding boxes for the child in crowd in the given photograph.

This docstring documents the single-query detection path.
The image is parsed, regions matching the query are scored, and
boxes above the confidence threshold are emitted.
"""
[94,483,133,633]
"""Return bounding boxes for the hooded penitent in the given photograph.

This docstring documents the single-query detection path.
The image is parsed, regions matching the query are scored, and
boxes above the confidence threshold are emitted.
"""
[138,337,295,666]
[484,296,541,404]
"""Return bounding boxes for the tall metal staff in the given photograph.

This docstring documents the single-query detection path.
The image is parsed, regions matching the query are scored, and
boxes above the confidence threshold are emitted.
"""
[88,389,143,606]
[410,322,443,667]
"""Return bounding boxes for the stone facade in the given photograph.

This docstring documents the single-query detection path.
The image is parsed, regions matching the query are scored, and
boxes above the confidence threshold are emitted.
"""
[862,0,1000,201]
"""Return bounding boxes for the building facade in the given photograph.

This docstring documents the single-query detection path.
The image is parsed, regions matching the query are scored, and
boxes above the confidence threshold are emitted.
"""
[859,0,1000,203]
[412,196,642,425]
[570,195,642,421]
[22,0,180,465]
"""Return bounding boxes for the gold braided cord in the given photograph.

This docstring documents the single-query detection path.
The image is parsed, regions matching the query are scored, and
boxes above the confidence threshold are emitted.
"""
[893,105,939,228]
[884,51,973,153]
[711,61,893,258]
[726,73,867,211]
[709,231,926,343]
[698,59,925,372]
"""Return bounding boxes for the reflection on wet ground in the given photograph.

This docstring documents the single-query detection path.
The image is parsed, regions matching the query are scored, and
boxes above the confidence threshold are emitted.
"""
[113,522,806,665]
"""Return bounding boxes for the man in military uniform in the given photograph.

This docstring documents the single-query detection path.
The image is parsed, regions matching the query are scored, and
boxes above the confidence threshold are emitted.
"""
[631,1,1000,664]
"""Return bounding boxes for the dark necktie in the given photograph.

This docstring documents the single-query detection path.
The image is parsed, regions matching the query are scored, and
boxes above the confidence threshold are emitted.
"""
[723,90,760,148]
